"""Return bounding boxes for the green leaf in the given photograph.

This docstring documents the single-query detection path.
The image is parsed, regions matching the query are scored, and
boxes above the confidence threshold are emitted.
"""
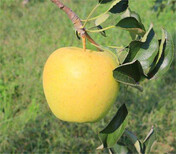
[124,24,158,72]
[95,13,109,26]
[116,17,145,35]
[137,26,158,72]
[121,9,144,40]
[100,0,121,12]
[97,0,128,24]
[99,104,128,148]
[99,0,113,4]
[106,118,128,147]
[96,0,122,23]
[122,8,142,23]
[156,29,167,64]
[147,30,174,79]
[113,60,145,91]
[109,0,128,14]
[109,144,128,153]
[124,41,142,62]
[143,126,156,153]
[125,130,143,154]
[98,0,128,14]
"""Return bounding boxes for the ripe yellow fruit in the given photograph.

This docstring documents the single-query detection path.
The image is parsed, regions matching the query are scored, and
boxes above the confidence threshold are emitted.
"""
[43,47,119,123]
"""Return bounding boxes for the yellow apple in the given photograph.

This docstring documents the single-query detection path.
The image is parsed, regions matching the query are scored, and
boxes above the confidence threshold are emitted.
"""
[43,47,119,123]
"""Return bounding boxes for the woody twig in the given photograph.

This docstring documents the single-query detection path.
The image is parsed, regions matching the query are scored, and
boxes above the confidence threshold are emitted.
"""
[51,0,101,51]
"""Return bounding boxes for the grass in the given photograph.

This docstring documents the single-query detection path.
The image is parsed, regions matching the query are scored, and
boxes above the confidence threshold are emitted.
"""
[0,0,176,153]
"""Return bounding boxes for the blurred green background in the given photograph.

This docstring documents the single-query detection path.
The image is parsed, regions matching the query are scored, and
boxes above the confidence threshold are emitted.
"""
[0,0,176,153]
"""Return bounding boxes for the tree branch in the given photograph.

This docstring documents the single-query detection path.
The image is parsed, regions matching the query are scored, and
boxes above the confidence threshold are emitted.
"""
[51,0,100,49]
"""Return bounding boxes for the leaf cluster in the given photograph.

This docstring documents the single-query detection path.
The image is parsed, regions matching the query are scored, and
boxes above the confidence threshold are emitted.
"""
[97,104,156,154]
[81,0,174,91]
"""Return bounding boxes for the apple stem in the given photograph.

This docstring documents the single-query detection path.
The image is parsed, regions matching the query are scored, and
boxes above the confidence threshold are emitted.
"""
[82,36,86,52]
[50,0,102,51]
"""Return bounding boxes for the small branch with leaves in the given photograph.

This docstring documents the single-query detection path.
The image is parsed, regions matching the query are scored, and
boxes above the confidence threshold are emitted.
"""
[51,0,101,51]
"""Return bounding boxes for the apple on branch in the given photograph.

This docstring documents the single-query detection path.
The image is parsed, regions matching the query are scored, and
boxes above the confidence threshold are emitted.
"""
[43,47,119,122]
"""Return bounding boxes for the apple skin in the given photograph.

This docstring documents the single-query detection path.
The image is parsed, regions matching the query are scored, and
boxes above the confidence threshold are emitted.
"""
[43,47,119,123]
